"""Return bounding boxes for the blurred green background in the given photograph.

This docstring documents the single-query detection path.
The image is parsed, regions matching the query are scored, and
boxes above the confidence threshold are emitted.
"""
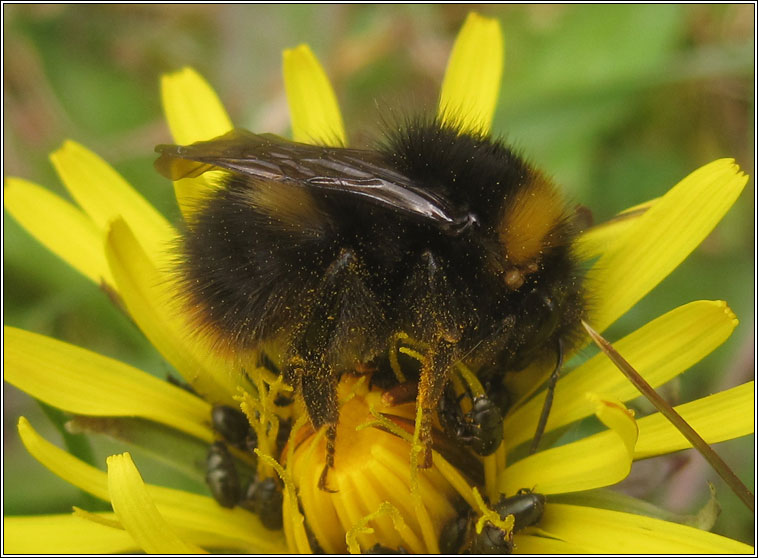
[3,4,754,545]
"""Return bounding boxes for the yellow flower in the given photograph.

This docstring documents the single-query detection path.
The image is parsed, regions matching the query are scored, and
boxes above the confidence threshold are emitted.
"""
[3,12,753,554]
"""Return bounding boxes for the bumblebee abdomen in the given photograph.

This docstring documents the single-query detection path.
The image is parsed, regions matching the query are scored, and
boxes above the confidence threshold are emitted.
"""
[178,175,339,349]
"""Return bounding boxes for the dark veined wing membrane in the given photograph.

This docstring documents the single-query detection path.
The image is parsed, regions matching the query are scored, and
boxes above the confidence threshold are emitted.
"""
[155,129,477,233]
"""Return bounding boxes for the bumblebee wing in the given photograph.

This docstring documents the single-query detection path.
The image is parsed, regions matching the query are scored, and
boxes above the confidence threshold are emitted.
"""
[154,129,289,181]
[155,129,474,232]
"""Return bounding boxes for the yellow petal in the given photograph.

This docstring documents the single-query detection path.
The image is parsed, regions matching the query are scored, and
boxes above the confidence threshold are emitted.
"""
[589,394,638,455]
[160,67,234,216]
[73,509,273,553]
[575,198,657,260]
[501,395,637,495]
[104,218,241,405]
[438,12,503,135]
[18,416,110,500]
[535,503,753,554]
[635,381,754,459]
[587,159,748,332]
[161,67,233,145]
[504,300,737,450]
[107,453,206,554]
[140,489,287,553]
[171,172,228,219]
[73,509,274,553]
[4,327,212,441]
[4,177,114,286]
[283,44,346,146]
[3,514,137,554]
[49,140,175,266]
[17,418,289,553]
[515,533,593,553]
[72,507,123,529]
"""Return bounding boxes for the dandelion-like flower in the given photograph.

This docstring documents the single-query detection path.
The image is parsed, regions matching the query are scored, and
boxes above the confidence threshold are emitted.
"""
[4,13,753,554]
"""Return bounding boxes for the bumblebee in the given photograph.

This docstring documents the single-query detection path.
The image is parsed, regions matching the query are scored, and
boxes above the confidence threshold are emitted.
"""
[155,118,586,489]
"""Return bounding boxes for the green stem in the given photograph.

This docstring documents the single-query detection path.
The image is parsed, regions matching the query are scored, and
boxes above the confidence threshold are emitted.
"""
[582,320,754,513]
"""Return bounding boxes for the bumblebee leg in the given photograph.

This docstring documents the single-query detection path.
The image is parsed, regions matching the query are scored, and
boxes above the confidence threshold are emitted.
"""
[404,251,469,468]
[529,337,564,455]
[417,338,457,467]
[297,359,338,492]
[317,424,337,491]
[290,248,385,492]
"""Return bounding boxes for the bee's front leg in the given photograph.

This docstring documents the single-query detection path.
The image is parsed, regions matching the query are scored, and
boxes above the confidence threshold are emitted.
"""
[288,248,384,492]
[404,251,468,468]
[287,353,338,492]
[416,337,457,467]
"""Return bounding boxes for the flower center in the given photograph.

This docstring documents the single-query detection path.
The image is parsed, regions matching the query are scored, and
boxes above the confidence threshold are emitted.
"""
[289,376,459,553]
